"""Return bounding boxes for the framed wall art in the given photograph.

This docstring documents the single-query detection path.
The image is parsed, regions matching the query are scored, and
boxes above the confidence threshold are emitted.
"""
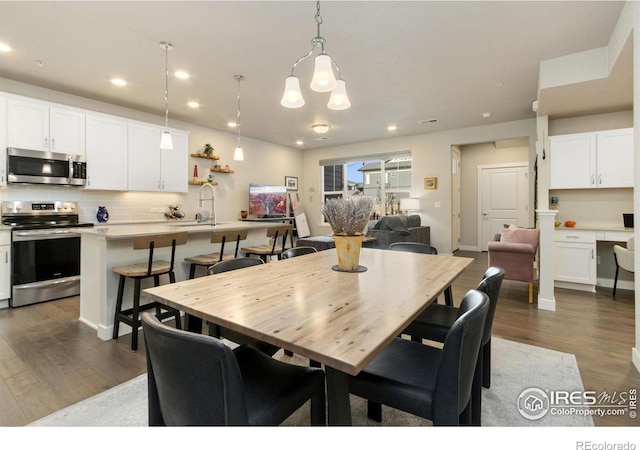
[285,176,298,191]
[424,177,438,190]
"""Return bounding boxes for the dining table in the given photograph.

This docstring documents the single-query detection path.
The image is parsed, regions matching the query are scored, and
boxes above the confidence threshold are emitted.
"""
[142,247,473,425]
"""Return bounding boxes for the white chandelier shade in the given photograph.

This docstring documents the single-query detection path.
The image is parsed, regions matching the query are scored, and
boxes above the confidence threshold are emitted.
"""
[309,54,338,92]
[280,76,306,108]
[327,79,351,110]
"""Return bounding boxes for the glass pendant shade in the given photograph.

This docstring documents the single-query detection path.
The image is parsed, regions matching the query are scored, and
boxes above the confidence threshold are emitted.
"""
[310,54,338,92]
[160,130,173,150]
[327,79,351,110]
[280,76,305,108]
[233,146,244,161]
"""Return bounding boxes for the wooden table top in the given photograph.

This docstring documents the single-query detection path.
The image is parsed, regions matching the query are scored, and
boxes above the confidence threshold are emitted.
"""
[143,248,473,375]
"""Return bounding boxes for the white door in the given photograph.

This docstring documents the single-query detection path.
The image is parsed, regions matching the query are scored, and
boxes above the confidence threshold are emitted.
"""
[478,163,529,251]
[451,147,461,252]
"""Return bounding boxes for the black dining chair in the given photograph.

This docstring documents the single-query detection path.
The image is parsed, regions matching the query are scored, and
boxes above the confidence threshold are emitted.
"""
[141,312,326,426]
[348,289,489,426]
[401,266,505,425]
[388,241,453,306]
[281,246,317,259]
[206,257,279,356]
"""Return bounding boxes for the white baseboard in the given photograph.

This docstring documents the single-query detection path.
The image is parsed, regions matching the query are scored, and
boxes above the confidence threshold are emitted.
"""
[459,245,481,252]
[537,295,556,311]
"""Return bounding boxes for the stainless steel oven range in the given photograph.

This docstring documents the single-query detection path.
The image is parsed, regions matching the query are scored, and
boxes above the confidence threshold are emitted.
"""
[1,201,93,307]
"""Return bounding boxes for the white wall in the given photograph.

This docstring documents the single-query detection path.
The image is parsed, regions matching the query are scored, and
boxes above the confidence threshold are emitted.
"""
[302,119,537,254]
[0,78,303,223]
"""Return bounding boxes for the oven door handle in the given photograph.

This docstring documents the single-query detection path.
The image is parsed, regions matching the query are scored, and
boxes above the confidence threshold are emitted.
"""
[13,230,82,241]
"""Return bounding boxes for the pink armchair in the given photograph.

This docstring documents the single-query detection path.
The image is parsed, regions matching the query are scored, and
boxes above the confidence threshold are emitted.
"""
[487,225,540,303]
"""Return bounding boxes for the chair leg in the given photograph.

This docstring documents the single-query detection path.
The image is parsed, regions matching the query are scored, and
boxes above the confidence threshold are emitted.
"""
[613,265,619,296]
[130,278,142,351]
[188,263,196,280]
[112,275,126,340]
[482,339,491,388]
[528,283,533,304]
[471,347,483,426]
[367,400,382,422]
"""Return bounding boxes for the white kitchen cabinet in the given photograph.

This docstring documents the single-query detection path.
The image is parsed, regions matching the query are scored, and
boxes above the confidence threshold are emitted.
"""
[128,122,161,191]
[0,95,7,187]
[554,229,597,291]
[7,96,85,154]
[549,128,633,189]
[160,130,188,193]
[128,122,188,192]
[0,231,10,301]
[85,113,128,190]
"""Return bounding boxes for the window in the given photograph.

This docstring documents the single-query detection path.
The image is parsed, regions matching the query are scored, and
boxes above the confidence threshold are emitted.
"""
[321,153,412,218]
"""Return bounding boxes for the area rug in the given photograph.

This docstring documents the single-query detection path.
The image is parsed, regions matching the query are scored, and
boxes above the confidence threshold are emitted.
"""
[28,337,593,427]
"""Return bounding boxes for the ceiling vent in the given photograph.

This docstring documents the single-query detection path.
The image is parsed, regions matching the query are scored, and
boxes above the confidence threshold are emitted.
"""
[419,118,439,125]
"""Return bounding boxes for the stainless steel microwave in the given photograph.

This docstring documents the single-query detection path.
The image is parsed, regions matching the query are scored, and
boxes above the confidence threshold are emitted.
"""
[7,147,87,186]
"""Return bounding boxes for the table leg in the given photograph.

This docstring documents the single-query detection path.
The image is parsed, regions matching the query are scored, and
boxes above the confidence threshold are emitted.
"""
[325,366,352,426]
[184,314,203,333]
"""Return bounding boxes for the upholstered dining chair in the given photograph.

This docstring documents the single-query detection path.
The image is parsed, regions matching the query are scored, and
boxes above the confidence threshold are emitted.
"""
[402,266,505,425]
[388,241,452,306]
[206,257,278,356]
[141,312,326,426]
[487,225,539,303]
[348,289,489,426]
[613,237,634,296]
[281,246,317,259]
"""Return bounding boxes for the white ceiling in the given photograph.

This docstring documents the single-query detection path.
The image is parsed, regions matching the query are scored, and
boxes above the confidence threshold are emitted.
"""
[0,1,631,150]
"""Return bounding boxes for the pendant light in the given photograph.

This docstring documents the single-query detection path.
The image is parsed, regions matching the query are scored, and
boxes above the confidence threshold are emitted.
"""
[233,75,245,161]
[280,0,350,110]
[159,41,173,150]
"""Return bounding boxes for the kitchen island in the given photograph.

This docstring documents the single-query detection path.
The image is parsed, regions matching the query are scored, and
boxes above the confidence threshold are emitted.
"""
[78,220,282,341]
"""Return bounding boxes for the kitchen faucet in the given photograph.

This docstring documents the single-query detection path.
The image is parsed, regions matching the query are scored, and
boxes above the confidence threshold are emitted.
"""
[199,183,216,225]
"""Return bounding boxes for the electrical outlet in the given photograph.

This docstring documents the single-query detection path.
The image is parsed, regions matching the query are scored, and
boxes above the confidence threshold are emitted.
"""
[434,201,441,208]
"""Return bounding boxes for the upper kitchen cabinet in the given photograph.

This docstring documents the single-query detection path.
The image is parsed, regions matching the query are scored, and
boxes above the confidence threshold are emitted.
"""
[85,113,128,190]
[128,122,188,193]
[549,128,633,189]
[160,130,188,192]
[7,96,85,154]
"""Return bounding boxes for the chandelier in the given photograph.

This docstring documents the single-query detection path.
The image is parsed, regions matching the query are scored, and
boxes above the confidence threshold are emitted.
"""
[280,1,350,110]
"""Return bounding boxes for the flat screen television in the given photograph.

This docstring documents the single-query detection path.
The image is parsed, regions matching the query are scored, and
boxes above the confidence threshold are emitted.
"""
[248,184,288,218]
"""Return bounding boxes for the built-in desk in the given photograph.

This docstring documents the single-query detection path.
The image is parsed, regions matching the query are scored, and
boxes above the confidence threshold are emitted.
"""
[554,226,633,292]
[78,221,278,341]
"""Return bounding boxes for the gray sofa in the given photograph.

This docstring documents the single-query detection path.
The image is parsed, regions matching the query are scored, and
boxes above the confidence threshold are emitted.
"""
[365,215,430,249]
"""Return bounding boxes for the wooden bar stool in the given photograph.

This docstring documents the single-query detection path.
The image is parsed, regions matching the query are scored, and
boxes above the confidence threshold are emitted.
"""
[112,232,188,351]
[184,229,249,279]
[241,224,292,262]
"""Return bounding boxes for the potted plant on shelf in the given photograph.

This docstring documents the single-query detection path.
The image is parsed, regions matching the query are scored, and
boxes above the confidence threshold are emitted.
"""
[321,196,374,272]
[202,143,215,158]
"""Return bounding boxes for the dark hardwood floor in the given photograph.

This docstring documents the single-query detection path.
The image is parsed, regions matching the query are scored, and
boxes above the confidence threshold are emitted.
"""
[0,250,637,426]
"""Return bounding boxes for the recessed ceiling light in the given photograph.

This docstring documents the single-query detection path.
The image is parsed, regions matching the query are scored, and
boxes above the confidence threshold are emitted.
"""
[0,42,11,52]
[296,140,304,146]
[312,124,330,134]
[482,112,492,118]
[175,71,189,79]
[111,78,127,87]
[187,101,199,108]
[387,125,397,131]
[495,81,504,88]
[227,121,238,128]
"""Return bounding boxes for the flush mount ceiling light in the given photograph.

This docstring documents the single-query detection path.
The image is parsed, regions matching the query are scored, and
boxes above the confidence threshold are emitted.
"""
[312,124,330,134]
[0,42,12,52]
[159,41,174,150]
[233,75,245,161]
[111,78,127,87]
[280,0,350,110]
